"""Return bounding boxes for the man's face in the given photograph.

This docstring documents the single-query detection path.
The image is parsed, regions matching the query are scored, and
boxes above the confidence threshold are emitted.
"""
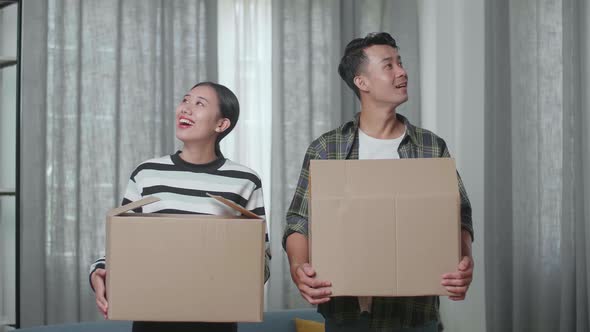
[357,45,408,107]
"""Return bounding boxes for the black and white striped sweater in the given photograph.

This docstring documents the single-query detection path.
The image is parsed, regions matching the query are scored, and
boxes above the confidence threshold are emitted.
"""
[89,151,271,286]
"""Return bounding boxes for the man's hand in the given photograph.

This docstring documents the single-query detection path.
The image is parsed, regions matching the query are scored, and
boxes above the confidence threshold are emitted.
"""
[91,269,108,318]
[291,263,332,305]
[441,256,473,301]
[286,233,332,305]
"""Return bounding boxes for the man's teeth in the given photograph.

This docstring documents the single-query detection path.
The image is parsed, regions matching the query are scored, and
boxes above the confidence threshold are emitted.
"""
[396,83,407,88]
[180,119,194,125]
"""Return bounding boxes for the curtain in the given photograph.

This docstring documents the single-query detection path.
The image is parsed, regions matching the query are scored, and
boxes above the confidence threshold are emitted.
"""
[21,0,216,326]
[19,0,590,331]
[485,0,590,331]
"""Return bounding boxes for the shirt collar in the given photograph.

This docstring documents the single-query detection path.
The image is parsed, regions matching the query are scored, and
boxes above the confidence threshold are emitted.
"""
[349,112,419,146]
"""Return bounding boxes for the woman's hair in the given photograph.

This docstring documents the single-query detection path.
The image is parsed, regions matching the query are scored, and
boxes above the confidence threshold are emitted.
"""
[191,82,239,157]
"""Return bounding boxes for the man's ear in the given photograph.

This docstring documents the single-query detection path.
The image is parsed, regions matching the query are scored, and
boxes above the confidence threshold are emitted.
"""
[216,118,231,133]
[354,75,369,94]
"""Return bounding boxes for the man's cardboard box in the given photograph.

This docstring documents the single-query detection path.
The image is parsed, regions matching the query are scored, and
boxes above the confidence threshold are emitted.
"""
[105,195,265,322]
[310,158,460,297]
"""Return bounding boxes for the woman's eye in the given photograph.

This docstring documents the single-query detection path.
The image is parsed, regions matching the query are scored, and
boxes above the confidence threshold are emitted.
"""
[183,98,190,104]
[196,101,204,106]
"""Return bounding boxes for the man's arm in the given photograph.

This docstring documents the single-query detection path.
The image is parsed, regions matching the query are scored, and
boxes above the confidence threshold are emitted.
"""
[439,139,474,241]
[283,143,332,304]
[439,140,475,300]
[461,228,472,258]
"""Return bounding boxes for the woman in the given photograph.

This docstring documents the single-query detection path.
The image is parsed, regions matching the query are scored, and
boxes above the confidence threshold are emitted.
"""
[89,82,270,332]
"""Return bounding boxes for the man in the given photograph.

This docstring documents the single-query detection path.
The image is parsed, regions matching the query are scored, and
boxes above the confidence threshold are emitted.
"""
[283,32,474,332]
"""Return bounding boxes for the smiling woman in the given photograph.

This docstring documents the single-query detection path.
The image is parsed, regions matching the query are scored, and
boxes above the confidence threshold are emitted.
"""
[88,82,271,332]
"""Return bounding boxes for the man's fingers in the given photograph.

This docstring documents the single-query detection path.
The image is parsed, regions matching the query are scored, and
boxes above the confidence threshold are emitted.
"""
[296,268,316,287]
[296,266,331,288]
[298,284,332,299]
[442,270,473,280]
[445,285,469,294]
[309,278,331,288]
[441,278,471,287]
[301,292,331,305]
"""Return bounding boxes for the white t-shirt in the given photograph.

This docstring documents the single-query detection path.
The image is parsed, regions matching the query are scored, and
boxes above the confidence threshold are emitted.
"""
[357,127,406,312]
[358,128,406,160]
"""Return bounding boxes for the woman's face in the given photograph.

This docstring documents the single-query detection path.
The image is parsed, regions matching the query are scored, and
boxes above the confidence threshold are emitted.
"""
[175,85,230,144]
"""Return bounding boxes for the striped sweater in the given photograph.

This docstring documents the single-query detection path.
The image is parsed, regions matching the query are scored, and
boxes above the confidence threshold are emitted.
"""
[90,151,271,287]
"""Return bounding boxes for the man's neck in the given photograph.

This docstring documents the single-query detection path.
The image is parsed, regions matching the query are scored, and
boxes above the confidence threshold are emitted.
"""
[359,101,405,139]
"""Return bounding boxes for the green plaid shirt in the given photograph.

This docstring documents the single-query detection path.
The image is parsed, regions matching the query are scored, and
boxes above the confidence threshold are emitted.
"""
[282,113,473,330]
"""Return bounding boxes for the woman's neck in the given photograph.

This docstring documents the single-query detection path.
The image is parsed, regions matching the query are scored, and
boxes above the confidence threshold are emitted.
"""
[179,142,218,164]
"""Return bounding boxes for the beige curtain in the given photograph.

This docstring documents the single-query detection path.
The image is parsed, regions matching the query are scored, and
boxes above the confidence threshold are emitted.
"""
[21,0,216,326]
[485,0,590,331]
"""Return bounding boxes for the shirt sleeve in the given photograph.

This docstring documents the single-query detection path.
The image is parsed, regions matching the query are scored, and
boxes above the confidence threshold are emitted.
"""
[282,143,320,250]
[440,141,474,241]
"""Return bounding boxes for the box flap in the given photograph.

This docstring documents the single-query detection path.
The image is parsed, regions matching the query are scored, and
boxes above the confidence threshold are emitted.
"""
[107,196,160,217]
[206,193,261,219]
[310,158,459,198]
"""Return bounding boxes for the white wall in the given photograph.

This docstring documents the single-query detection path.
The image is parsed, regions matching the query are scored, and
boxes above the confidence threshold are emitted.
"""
[0,2,18,329]
[418,0,486,331]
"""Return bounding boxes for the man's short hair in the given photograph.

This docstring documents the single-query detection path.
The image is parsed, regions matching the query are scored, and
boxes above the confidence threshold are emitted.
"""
[338,32,398,98]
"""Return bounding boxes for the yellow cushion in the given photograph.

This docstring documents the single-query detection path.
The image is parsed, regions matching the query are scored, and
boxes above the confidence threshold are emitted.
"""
[294,318,325,332]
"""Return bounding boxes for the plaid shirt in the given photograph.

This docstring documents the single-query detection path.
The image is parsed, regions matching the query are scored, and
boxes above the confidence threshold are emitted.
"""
[282,113,473,330]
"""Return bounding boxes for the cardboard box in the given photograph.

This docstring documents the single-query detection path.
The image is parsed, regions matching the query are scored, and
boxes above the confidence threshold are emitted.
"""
[106,195,265,322]
[309,158,460,297]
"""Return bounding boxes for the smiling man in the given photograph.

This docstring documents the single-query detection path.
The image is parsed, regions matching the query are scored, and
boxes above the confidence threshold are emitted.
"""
[283,32,475,332]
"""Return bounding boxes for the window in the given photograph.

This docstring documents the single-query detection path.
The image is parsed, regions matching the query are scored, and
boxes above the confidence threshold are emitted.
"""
[0,1,18,329]
[217,0,272,221]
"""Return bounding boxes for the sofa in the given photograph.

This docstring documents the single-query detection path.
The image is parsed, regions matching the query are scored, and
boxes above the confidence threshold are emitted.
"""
[15,309,324,332]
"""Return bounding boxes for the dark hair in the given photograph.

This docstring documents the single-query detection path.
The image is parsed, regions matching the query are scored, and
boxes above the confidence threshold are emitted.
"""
[338,32,398,99]
[191,82,239,157]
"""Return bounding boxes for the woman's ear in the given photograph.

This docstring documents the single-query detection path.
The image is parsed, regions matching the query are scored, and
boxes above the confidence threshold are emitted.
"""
[216,118,231,133]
